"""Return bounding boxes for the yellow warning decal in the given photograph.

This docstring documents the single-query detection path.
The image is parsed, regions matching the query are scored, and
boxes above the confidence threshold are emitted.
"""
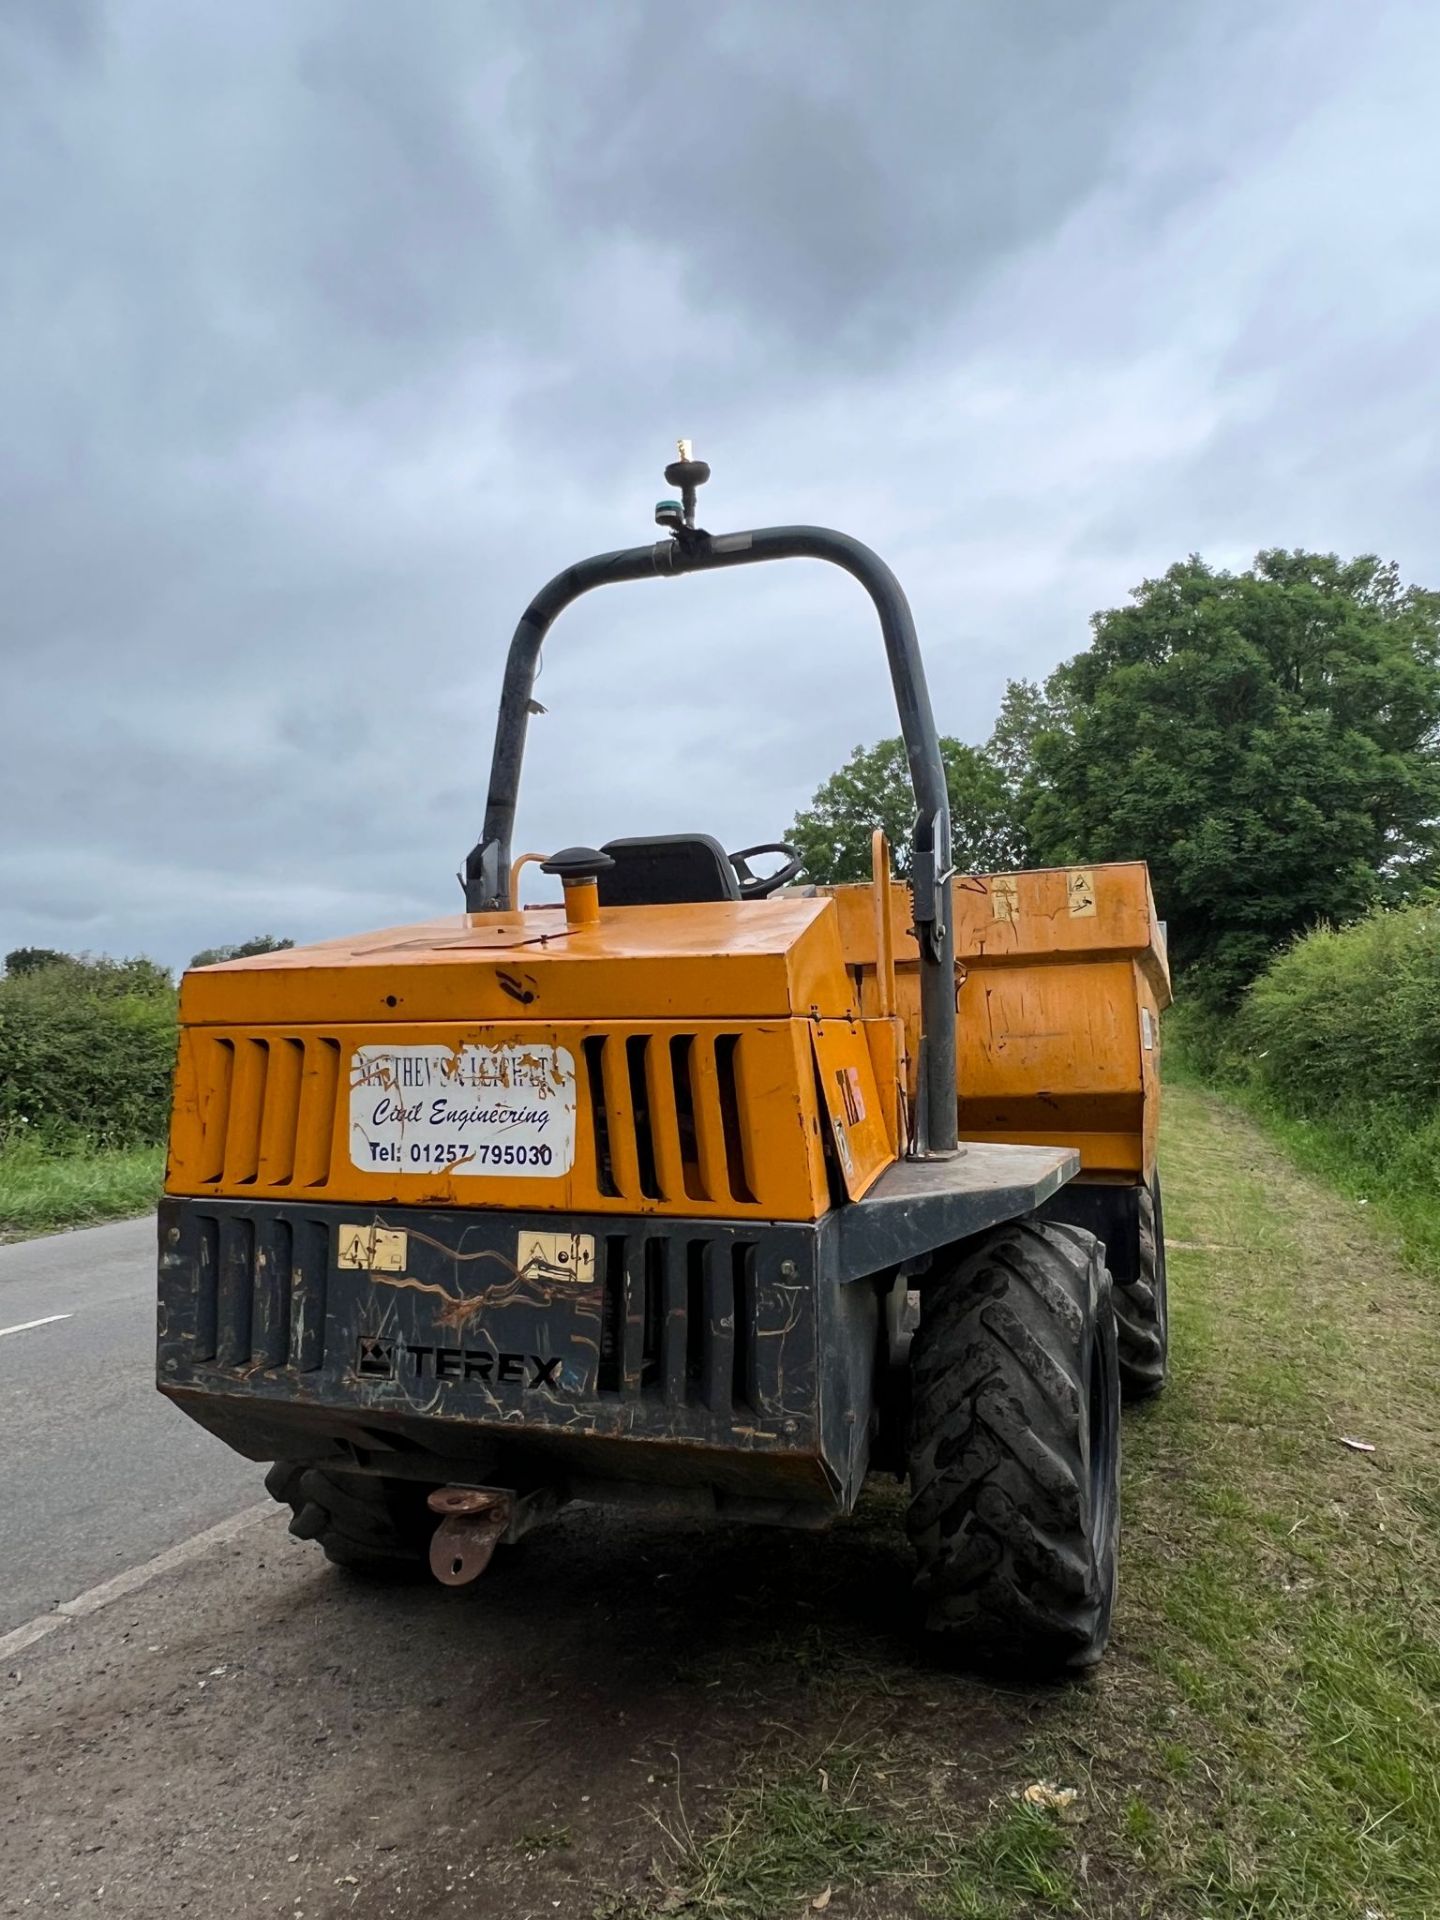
[517,1230,596,1284]
[337,1224,408,1272]
[1067,868,1097,917]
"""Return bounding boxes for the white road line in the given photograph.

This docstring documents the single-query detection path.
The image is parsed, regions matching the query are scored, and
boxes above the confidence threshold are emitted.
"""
[0,1500,274,1664]
[0,1312,73,1340]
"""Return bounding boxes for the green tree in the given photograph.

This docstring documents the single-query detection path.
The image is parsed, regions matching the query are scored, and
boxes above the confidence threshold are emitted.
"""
[4,947,69,976]
[189,934,294,969]
[1021,551,1440,1002]
[789,736,1027,886]
[987,678,1069,795]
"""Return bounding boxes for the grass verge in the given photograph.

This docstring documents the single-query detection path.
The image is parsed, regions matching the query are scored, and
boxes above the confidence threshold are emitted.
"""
[623,1083,1440,1919]
[1213,1085,1440,1279]
[1165,1011,1440,1279]
[0,1137,164,1239]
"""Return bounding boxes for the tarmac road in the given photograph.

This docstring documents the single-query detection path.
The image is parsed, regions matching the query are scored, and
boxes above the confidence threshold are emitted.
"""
[0,1216,264,1632]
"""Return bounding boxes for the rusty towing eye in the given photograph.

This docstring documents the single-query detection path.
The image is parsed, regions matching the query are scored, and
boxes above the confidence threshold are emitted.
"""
[427,1488,512,1585]
[426,1484,564,1585]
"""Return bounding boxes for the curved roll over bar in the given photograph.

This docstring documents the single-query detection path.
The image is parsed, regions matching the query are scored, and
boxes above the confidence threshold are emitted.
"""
[464,461,958,1157]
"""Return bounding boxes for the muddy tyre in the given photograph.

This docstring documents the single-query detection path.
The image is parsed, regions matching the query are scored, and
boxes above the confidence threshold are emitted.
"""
[1113,1175,1168,1402]
[264,1461,436,1574]
[906,1218,1121,1675]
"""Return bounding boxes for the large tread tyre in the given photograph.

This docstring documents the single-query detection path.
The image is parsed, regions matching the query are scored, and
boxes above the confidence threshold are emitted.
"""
[907,1218,1121,1676]
[264,1462,436,1575]
[1114,1175,1168,1402]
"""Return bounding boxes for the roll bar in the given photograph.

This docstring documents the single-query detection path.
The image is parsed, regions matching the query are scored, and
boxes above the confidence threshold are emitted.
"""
[464,470,957,1157]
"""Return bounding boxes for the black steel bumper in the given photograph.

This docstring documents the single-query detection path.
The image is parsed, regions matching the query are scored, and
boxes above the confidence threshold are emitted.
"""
[156,1145,1078,1514]
[156,1196,880,1511]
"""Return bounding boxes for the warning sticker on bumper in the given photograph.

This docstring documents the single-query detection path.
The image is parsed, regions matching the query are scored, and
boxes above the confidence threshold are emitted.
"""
[349,1044,576,1177]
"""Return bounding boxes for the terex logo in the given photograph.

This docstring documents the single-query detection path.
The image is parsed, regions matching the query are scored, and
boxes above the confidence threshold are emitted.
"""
[356,1335,562,1390]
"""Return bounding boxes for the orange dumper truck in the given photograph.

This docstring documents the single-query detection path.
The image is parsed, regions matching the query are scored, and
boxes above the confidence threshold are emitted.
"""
[156,450,1168,1674]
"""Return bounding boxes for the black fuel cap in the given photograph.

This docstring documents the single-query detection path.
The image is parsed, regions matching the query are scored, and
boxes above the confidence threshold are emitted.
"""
[540,846,615,880]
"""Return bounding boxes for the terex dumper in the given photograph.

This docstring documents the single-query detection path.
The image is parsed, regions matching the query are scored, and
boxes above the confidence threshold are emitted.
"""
[158,449,1170,1673]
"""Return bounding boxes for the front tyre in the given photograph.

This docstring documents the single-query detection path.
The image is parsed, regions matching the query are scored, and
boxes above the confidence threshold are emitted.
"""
[906,1219,1120,1675]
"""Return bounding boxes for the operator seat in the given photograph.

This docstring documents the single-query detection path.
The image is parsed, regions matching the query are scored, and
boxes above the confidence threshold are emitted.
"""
[597,835,741,907]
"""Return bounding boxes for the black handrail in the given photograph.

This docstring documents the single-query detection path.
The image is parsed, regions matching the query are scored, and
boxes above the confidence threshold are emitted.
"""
[463,525,957,1156]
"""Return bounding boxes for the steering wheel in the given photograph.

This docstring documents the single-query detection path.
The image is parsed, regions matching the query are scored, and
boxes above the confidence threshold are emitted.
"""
[729,842,806,899]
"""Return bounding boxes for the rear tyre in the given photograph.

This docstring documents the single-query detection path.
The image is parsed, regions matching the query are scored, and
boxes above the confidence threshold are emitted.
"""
[1113,1174,1168,1401]
[906,1218,1120,1675]
[264,1461,436,1575]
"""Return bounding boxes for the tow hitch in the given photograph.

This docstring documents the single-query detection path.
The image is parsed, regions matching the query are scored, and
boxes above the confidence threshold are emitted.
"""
[425,1484,565,1585]
[427,1488,512,1585]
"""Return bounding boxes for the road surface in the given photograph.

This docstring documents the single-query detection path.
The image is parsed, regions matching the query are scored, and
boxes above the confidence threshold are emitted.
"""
[0,1216,263,1632]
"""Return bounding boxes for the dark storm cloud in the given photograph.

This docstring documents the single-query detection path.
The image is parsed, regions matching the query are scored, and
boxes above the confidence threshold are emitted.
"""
[3,0,1439,967]
[530,0,1152,356]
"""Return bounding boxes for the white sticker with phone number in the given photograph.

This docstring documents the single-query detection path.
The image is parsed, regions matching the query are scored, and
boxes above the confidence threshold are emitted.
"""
[349,1044,576,1177]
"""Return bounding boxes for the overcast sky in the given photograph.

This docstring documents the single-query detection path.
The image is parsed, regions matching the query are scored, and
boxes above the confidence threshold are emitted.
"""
[4,0,1439,969]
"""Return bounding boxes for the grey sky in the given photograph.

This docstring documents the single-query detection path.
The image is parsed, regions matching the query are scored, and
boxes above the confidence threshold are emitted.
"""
[4,0,1438,968]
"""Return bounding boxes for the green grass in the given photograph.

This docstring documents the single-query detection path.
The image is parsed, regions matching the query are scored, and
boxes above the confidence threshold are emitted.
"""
[653,1742,1078,1919]
[0,1137,164,1238]
[1230,1091,1440,1277]
[1102,1087,1440,1917]
[1166,1010,1440,1279]
[631,1083,1440,1919]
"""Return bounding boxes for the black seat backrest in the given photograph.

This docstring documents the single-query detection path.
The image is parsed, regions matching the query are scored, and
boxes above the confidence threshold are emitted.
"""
[598,835,740,907]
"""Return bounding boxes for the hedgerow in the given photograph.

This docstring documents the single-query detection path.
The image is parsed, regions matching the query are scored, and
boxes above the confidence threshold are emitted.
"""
[0,955,177,1149]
